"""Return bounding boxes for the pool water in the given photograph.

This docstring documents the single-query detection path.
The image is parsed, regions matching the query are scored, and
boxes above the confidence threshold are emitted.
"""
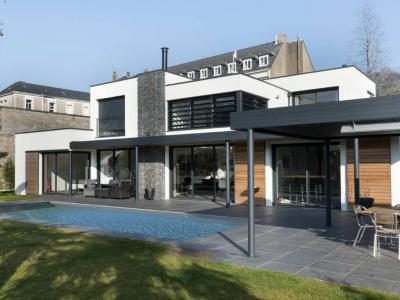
[0,203,244,241]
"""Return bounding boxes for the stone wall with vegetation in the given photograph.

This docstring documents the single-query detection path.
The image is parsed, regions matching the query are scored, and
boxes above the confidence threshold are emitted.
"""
[0,107,90,190]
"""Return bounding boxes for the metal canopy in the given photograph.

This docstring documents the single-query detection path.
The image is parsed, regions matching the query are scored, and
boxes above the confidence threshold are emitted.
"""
[230,95,400,139]
[70,131,277,150]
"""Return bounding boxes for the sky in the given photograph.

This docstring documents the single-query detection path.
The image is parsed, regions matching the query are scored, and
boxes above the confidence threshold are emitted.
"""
[0,0,400,92]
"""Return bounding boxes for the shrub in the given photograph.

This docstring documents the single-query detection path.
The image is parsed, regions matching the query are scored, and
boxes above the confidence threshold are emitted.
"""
[3,158,14,190]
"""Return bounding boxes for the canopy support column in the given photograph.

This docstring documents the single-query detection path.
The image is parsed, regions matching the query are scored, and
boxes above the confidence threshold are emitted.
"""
[247,129,255,258]
[135,146,139,201]
[69,152,73,196]
[225,140,231,208]
[353,138,360,205]
[325,140,331,227]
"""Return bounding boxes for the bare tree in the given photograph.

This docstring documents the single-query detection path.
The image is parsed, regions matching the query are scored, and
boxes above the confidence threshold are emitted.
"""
[351,0,384,76]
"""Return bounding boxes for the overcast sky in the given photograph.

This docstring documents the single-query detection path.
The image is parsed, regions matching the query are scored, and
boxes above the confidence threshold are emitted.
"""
[0,0,399,91]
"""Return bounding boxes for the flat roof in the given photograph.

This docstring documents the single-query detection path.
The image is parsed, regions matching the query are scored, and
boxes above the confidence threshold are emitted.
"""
[230,95,400,139]
[70,131,278,150]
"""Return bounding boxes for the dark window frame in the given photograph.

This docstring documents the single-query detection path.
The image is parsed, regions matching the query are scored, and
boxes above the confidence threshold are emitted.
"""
[168,92,237,130]
[97,96,126,138]
[292,87,339,106]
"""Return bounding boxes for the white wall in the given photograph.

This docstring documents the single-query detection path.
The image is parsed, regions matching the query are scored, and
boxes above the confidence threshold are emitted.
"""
[90,78,138,139]
[391,137,400,207]
[340,140,348,211]
[165,72,192,85]
[267,66,376,101]
[265,143,273,206]
[15,129,92,195]
[166,74,289,106]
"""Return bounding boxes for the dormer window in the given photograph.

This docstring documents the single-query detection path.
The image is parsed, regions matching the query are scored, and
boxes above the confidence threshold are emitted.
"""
[213,65,222,76]
[200,68,208,79]
[227,62,237,74]
[187,71,195,79]
[243,59,252,71]
[259,55,269,67]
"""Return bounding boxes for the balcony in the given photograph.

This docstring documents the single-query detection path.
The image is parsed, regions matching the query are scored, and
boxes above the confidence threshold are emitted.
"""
[97,117,125,137]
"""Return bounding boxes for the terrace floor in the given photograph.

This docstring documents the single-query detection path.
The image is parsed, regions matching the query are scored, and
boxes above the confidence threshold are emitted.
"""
[9,195,400,293]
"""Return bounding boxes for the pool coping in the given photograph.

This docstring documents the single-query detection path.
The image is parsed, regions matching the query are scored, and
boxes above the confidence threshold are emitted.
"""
[50,200,249,221]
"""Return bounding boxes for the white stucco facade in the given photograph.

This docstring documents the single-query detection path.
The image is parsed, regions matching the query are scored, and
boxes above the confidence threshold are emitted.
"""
[15,129,92,195]
[267,66,376,101]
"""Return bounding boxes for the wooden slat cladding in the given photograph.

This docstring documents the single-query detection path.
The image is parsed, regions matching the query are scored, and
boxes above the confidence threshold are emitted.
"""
[25,152,39,194]
[234,142,265,205]
[347,138,391,205]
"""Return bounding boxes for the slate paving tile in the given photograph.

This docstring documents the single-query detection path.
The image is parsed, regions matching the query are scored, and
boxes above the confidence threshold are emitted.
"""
[259,261,304,273]
[309,260,355,274]
[289,247,332,258]
[341,274,396,291]
[351,266,400,281]
[298,267,346,282]
[324,247,369,265]
[274,254,319,266]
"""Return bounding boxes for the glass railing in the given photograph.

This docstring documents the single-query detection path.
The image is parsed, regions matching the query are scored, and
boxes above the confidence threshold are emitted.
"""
[97,117,125,137]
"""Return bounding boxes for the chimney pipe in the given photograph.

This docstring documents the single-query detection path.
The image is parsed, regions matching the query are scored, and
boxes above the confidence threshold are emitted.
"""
[161,47,169,71]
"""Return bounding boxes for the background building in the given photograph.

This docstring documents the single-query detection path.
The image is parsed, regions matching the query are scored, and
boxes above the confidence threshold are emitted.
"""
[0,81,90,189]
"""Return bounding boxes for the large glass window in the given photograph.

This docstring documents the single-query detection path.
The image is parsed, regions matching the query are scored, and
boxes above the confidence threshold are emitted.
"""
[44,154,56,193]
[172,148,192,197]
[98,96,125,137]
[275,144,340,208]
[293,87,339,106]
[168,93,236,130]
[71,152,90,193]
[242,93,268,111]
[43,152,89,194]
[98,149,136,194]
[171,145,234,202]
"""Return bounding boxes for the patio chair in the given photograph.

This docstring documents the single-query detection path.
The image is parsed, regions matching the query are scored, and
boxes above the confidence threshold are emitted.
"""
[83,179,98,197]
[353,205,374,247]
[109,180,131,199]
[372,213,400,260]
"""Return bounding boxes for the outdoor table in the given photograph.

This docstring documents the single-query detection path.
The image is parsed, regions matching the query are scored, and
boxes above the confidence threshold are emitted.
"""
[363,206,400,226]
[364,207,400,214]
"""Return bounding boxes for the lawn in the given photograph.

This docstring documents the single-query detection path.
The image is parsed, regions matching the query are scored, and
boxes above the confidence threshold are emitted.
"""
[0,191,37,202]
[0,220,398,300]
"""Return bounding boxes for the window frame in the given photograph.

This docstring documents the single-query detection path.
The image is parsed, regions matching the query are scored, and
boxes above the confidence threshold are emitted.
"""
[227,62,237,74]
[242,59,253,71]
[200,68,208,79]
[213,65,222,76]
[168,92,237,130]
[48,101,56,113]
[258,54,269,67]
[187,71,195,79]
[66,102,74,114]
[25,98,33,110]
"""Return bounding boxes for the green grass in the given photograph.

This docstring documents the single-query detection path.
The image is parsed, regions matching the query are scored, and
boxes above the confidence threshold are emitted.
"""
[0,191,37,202]
[0,220,398,300]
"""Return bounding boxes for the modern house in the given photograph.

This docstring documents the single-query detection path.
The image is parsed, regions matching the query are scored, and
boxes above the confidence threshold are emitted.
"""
[16,34,400,215]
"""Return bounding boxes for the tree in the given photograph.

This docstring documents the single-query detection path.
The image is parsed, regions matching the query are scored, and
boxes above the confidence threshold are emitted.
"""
[372,67,400,96]
[351,0,384,76]
[2,158,14,190]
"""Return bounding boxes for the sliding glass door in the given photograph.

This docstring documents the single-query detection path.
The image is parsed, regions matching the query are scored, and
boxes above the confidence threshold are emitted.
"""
[43,152,90,194]
[97,149,136,196]
[171,145,234,202]
[275,144,340,208]
[172,148,192,197]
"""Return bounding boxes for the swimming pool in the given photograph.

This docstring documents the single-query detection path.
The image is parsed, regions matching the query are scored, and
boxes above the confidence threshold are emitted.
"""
[0,202,245,241]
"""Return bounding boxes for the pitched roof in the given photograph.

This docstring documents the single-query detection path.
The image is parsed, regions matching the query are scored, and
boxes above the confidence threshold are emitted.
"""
[0,81,90,101]
[167,41,282,76]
